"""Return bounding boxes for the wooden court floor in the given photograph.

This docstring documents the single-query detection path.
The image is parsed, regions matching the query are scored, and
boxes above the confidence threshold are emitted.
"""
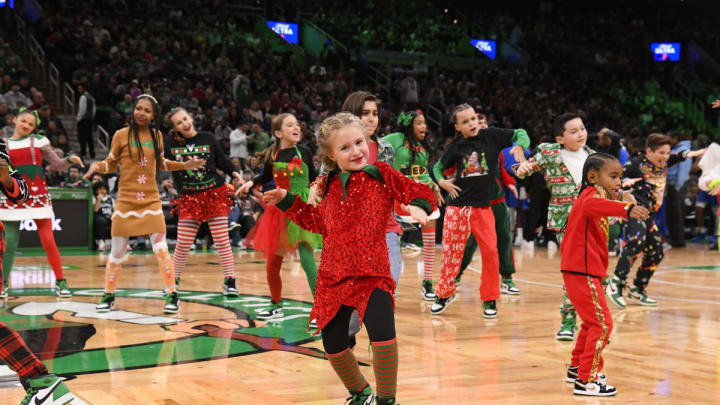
[0,243,719,404]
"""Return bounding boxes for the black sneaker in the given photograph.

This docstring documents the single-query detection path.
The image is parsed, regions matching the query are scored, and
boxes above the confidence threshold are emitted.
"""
[421,279,436,301]
[163,291,180,314]
[96,293,115,313]
[573,379,617,396]
[567,366,606,384]
[223,277,239,297]
[376,396,398,405]
[430,294,456,315]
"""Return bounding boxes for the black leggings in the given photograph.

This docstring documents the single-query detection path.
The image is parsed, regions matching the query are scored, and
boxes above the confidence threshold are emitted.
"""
[322,288,396,354]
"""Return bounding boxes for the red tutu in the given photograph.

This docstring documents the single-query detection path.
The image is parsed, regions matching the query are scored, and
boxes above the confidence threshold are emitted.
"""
[171,184,234,222]
[245,204,293,258]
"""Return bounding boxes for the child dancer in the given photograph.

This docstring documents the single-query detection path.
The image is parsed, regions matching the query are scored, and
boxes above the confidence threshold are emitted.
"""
[561,152,648,396]
[263,112,435,405]
[431,104,529,317]
[0,144,77,404]
[698,142,720,251]
[515,112,594,341]
[85,95,205,314]
[382,110,441,300]
[165,108,243,295]
[442,114,520,295]
[236,113,321,320]
[606,134,704,308]
[0,108,82,298]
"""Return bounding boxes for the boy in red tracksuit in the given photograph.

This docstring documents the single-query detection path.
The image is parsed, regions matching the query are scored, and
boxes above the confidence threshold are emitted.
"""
[560,153,649,397]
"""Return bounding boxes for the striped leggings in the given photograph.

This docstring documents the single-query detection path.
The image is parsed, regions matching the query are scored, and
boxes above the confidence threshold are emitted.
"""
[173,217,235,279]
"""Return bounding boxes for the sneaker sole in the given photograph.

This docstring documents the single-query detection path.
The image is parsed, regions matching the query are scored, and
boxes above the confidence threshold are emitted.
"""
[500,289,520,296]
[556,334,575,342]
[56,292,72,298]
[430,296,457,315]
[606,291,626,309]
[164,308,179,314]
[257,313,284,320]
[223,291,240,297]
[628,299,658,307]
[422,293,437,301]
[483,312,498,319]
[573,389,617,397]
[565,377,576,383]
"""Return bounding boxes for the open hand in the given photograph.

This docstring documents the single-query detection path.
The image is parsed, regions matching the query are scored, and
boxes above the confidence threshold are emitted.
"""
[438,178,461,199]
[712,100,720,109]
[308,183,321,206]
[262,188,287,205]
[184,156,206,170]
[687,148,707,158]
[235,180,254,196]
[622,178,642,188]
[510,145,525,163]
[68,155,84,167]
[406,205,429,226]
[629,205,649,221]
[83,162,100,179]
[514,161,533,177]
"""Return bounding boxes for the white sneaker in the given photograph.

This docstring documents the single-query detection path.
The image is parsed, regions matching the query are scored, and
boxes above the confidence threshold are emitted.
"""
[96,239,106,251]
[573,379,617,396]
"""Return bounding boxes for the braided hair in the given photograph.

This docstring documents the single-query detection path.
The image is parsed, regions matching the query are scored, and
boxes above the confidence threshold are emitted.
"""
[579,152,619,194]
[128,94,163,171]
[397,110,432,167]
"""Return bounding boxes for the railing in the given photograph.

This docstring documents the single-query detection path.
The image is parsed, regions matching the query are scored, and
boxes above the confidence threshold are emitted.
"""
[63,83,76,117]
[306,20,347,53]
[48,63,60,106]
[96,125,110,153]
[426,104,443,130]
[15,15,26,49]
[672,77,706,131]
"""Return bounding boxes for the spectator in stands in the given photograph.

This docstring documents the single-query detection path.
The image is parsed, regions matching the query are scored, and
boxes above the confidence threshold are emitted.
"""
[55,134,73,155]
[29,92,48,111]
[666,130,693,247]
[45,120,67,144]
[228,194,259,248]
[212,98,229,122]
[248,100,263,122]
[248,123,271,154]
[61,165,91,188]
[76,83,96,158]
[1,114,14,138]
[3,83,30,110]
[43,163,65,187]
[92,181,114,251]
[116,94,134,117]
[214,119,231,144]
[229,121,248,168]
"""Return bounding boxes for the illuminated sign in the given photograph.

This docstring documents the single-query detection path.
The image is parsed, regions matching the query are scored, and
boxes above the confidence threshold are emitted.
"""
[0,0,14,8]
[267,21,299,44]
[651,42,681,62]
[470,39,497,59]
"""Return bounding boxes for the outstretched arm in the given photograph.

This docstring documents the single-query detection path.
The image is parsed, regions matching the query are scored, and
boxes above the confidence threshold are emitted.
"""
[268,188,326,235]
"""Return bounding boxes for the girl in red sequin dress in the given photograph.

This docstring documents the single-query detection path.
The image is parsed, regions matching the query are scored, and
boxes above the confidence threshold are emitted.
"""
[236,113,321,321]
[264,113,436,405]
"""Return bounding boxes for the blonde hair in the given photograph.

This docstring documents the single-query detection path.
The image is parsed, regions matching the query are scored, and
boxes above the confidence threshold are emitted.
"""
[317,112,366,170]
[165,107,190,139]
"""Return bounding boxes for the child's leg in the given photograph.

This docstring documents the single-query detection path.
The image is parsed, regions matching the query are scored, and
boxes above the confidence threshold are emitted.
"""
[208,216,235,278]
[492,202,515,277]
[421,220,436,282]
[322,305,369,394]
[456,234,478,282]
[571,322,590,367]
[386,232,403,287]
[634,221,664,290]
[2,221,19,284]
[436,206,472,299]
[563,273,613,382]
[35,218,65,280]
[173,219,201,279]
[614,217,648,281]
[469,207,499,302]
[297,242,317,295]
[106,237,129,292]
[149,233,175,292]
[363,288,398,400]
[266,254,284,303]
[0,321,48,380]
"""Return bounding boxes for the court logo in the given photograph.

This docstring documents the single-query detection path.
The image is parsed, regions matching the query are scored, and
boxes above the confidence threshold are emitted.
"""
[0,289,323,376]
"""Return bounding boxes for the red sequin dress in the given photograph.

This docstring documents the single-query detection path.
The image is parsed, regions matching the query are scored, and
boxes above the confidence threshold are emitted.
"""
[277,162,436,333]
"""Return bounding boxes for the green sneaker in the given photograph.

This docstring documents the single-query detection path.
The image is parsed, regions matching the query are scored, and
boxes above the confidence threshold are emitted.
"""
[627,286,658,307]
[256,302,283,320]
[96,293,115,312]
[482,300,498,319]
[20,373,76,405]
[605,276,626,309]
[500,278,520,295]
[55,279,72,298]
[556,309,576,341]
[377,396,399,405]
[164,291,180,313]
[346,384,374,405]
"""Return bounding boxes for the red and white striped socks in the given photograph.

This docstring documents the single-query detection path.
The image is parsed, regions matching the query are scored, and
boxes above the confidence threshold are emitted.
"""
[422,228,436,281]
[173,217,235,279]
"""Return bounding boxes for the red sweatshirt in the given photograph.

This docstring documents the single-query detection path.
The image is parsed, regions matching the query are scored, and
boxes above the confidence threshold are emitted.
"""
[560,186,632,278]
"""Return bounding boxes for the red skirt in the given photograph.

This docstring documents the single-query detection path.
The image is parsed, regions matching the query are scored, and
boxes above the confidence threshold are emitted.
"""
[245,204,293,258]
[171,184,234,222]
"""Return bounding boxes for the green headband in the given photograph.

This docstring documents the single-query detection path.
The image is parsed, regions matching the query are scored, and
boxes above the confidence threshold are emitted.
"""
[18,107,41,127]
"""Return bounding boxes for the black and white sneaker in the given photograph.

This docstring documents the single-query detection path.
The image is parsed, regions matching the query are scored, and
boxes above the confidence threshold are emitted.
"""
[482,300,498,319]
[223,277,239,297]
[430,294,456,315]
[163,292,180,314]
[573,379,616,396]
[256,302,283,320]
[96,293,115,313]
[566,366,606,384]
